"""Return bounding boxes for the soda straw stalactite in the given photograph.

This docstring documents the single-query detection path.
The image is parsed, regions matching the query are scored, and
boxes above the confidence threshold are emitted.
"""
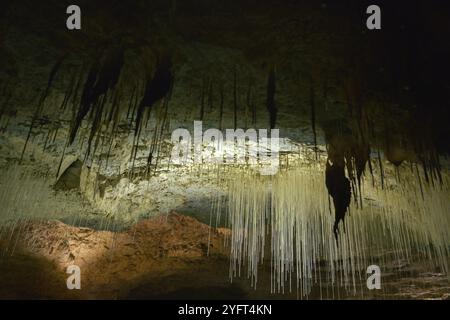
[222,161,450,297]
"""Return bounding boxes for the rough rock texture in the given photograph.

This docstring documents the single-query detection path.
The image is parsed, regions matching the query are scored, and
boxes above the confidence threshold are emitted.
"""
[0,213,229,299]
[1,0,449,226]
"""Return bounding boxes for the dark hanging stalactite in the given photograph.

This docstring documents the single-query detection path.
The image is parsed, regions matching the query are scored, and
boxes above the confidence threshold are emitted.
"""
[342,139,370,209]
[377,149,385,189]
[126,85,137,120]
[85,93,108,159]
[60,69,78,111]
[69,47,124,145]
[219,82,224,130]
[103,90,122,171]
[343,65,372,206]
[309,81,317,159]
[247,80,256,126]
[70,66,85,112]
[130,50,173,177]
[69,61,99,144]
[353,142,370,207]
[199,77,206,121]
[73,63,93,132]
[323,124,363,240]
[266,66,277,129]
[20,53,66,163]
[233,66,238,130]
[415,163,425,200]
[146,81,173,179]
[367,150,375,187]
[325,158,351,241]
[42,54,67,102]
[154,86,172,173]
[208,80,213,112]
[134,50,173,136]
[344,155,357,207]
[129,81,141,127]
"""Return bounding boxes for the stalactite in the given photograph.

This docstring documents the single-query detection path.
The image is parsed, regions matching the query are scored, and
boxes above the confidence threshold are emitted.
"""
[146,119,160,177]
[60,69,77,111]
[134,50,173,136]
[129,81,141,127]
[154,82,172,174]
[233,66,238,130]
[70,47,124,144]
[51,124,59,143]
[69,60,100,144]
[42,128,51,151]
[221,163,450,296]
[266,66,277,129]
[310,82,318,159]
[126,85,137,120]
[20,54,66,162]
[377,149,385,189]
[219,82,224,131]
[325,159,352,240]
[129,118,144,179]
[70,66,85,110]
[246,81,255,127]
[415,163,425,199]
[208,79,213,112]
[85,93,108,159]
[199,77,205,121]
[55,143,68,179]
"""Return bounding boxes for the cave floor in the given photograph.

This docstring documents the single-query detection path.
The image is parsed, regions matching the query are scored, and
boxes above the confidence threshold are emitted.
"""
[0,214,448,300]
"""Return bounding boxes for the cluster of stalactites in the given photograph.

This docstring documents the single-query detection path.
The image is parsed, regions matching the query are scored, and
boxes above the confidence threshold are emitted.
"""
[218,161,450,296]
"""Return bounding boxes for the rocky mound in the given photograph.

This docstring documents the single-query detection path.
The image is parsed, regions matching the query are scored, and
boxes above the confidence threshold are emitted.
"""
[0,213,231,299]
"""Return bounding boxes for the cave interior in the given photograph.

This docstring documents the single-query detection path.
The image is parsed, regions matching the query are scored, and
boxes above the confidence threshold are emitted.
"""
[0,0,450,299]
